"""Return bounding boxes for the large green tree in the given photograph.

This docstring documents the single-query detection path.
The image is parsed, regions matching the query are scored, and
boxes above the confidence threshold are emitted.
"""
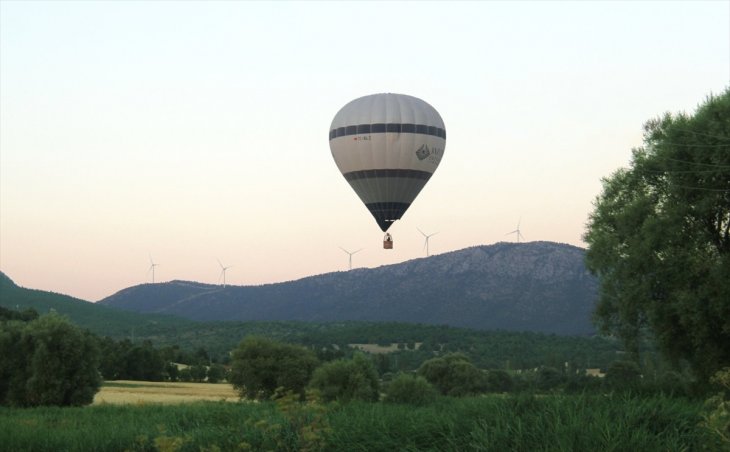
[0,312,101,406]
[230,336,318,400]
[585,88,730,381]
[308,353,380,402]
[418,353,487,396]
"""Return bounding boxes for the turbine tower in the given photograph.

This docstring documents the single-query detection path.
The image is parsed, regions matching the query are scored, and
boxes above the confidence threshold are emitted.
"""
[506,218,525,243]
[148,256,159,283]
[217,259,233,288]
[417,227,439,257]
[339,247,362,271]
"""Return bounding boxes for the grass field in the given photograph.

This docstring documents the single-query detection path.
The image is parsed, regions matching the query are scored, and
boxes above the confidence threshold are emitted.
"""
[0,389,715,451]
[94,381,239,405]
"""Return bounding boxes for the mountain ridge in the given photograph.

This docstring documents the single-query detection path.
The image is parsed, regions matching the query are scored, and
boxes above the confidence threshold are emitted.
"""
[99,241,599,335]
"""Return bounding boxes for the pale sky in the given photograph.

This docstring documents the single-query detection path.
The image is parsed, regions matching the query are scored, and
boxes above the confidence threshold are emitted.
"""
[1,1,728,301]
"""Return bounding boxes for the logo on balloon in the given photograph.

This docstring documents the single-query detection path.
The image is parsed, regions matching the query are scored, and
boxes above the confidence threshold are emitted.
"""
[416,144,431,160]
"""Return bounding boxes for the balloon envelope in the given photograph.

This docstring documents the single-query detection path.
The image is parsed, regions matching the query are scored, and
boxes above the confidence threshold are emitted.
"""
[329,93,446,232]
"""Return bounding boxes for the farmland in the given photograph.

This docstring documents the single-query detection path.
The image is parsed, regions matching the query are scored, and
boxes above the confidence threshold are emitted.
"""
[94,381,239,405]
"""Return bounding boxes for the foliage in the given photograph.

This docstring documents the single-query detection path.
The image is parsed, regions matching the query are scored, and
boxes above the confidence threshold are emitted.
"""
[206,364,226,383]
[418,353,487,396]
[229,336,319,400]
[0,305,38,321]
[308,353,380,403]
[243,388,331,451]
[178,368,193,382]
[0,272,193,339]
[0,394,713,451]
[605,360,642,390]
[189,365,208,382]
[384,373,438,405]
[485,369,514,393]
[535,366,565,392]
[1,273,632,373]
[0,312,101,406]
[97,338,166,381]
[584,88,730,381]
[703,367,730,449]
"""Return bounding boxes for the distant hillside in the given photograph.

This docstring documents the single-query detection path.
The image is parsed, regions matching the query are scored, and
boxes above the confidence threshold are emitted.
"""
[0,272,192,338]
[99,241,599,335]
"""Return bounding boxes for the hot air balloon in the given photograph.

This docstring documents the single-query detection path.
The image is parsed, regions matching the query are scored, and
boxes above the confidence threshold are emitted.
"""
[329,93,446,249]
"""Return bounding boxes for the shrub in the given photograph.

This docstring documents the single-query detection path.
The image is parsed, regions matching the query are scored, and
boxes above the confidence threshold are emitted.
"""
[309,353,379,402]
[384,373,438,405]
[703,367,730,448]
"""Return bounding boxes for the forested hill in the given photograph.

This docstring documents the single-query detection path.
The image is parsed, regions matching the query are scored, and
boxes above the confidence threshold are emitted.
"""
[99,241,599,335]
[0,271,192,337]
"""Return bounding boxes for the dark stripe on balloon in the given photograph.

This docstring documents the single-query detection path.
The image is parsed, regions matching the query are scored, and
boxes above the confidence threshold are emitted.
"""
[344,169,432,182]
[365,202,412,232]
[329,123,446,140]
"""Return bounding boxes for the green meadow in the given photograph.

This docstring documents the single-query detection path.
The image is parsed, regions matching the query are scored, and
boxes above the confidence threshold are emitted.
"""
[0,392,711,451]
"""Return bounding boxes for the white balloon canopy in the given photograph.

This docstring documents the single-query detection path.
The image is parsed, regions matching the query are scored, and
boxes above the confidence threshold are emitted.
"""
[329,93,446,232]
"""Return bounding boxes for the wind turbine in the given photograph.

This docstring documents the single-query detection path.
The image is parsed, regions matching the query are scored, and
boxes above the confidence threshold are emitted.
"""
[148,256,159,283]
[339,247,362,270]
[417,227,439,257]
[506,218,525,243]
[217,259,233,288]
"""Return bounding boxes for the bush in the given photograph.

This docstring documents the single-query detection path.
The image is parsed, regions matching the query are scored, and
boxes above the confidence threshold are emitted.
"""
[230,336,318,400]
[703,367,730,448]
[384,373,438,405]
[309,353,379,402]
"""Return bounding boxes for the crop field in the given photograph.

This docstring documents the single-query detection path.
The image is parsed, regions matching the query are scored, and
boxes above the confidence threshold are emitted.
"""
[94,381,239,405]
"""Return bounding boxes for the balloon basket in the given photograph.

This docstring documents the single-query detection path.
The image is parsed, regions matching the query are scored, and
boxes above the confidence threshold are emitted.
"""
[383,241,393,249]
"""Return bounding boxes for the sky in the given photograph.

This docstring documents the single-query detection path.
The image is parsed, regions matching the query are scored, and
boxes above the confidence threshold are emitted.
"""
[1,1,728,302]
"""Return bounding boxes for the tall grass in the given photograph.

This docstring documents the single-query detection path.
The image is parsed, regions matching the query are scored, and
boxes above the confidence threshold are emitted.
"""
[0,394,710,451]
[327,394,707,451]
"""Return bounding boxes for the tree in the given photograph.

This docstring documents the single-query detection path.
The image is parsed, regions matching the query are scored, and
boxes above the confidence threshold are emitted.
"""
[384,373,438,405]
[229,336,318,400]
[125,341,166,381]
[585,88,730,382]
[418,353,486,396]
[535,366,564,392]
[0,313,101,406]
[207,364,226,383]
[485,369,514,393]
[604,360,642,390]
[308,353,380,402]
[190,364,208,382]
